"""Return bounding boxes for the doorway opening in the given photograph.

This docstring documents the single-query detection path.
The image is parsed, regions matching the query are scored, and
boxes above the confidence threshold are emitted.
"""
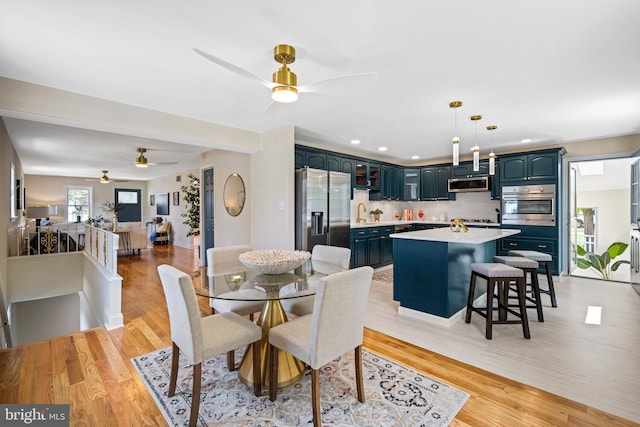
[569,158,632,283]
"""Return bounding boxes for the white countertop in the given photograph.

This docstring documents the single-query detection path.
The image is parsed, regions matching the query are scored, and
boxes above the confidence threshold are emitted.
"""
[351,220,501,228]
[390,228,520,244]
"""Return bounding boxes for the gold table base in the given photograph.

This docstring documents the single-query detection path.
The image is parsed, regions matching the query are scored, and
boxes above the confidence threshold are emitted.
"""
[238,299,306,390]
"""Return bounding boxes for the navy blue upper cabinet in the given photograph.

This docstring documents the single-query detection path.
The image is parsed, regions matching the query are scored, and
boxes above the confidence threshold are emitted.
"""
[500,151,560,184]
[451,161,489,178]
[421,166,455,201]
[355,162,381,190]
[381,165,403,200]
[305,151,327,170]
[403,168,420,201]
[294,149,305,169]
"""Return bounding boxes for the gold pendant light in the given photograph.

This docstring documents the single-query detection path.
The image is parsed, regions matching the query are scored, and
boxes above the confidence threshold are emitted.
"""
[470,115,482,171]
[450,101,463,165]
[487,125,497,176]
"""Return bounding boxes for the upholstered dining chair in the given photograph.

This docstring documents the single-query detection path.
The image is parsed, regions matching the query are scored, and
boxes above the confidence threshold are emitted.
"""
[206,245,265,320]
[268,266,374,426]
[157,264,262,427]
[280,244,351,317]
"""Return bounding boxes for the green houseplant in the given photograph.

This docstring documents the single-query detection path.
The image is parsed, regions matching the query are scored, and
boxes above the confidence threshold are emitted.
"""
[370,208,383,222]
[575,242,630,280]
[181,173,200,237]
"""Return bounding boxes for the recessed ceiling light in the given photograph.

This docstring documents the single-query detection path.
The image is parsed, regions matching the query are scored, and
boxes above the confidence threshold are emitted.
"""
[351,139,360,144]
[521,138,532,143]
[412,155,419,159]
[379,147,387,151]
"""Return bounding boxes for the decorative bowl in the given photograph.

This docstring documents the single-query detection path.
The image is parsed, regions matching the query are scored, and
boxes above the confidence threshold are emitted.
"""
[239,249,311,275]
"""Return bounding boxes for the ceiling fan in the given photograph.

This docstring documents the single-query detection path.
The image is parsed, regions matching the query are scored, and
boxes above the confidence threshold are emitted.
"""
[134,148,178,168]
[193,44,376,105]
[85,170,128,184]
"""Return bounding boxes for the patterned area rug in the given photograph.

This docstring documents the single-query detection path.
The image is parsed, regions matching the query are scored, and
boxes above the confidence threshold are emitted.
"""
[372,268,393,283]
[132,347,468,426]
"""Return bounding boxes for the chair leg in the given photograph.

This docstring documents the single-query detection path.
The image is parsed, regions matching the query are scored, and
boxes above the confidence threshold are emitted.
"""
[485,278,495,339]
[311,369,322,427]
[516,277,531,339]
[530,269,544,322]
[355,345,365,403]
[544,262,558,307]
[189,362,202,427]
[252,340,261,397]
[465,272,477,323]
[269,344,279,402]
[249,313,254,321]
[227,350,235,371]
[169,342,179,397]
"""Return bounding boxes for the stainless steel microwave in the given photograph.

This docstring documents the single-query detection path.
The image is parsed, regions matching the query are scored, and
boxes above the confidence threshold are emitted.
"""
[448,177,489,192]
[501,184,556,226]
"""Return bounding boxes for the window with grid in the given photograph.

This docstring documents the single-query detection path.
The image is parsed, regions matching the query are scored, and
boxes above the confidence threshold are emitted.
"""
[66,186,92,223]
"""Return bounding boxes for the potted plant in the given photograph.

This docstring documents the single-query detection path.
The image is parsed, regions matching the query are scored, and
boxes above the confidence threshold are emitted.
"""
[181,173,200,238]
[575,241,630,280]
[370,208,383,222]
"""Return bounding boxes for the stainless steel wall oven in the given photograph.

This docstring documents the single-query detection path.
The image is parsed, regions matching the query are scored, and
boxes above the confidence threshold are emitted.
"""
[501,184,556,226]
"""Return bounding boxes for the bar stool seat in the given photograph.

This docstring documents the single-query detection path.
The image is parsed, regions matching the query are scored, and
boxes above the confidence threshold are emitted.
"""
[465,263,530,340]
[508,250,557,307]
[493,256,544,322]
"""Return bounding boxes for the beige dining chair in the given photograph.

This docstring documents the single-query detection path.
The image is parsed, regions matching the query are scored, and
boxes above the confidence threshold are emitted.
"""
[157,264,262,427]
[280,244,351,317]
[268,266,374,426]
[206,245,265,320]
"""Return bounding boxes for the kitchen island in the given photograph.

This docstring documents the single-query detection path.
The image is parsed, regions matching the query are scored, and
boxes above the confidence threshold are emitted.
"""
[390,227,520,325]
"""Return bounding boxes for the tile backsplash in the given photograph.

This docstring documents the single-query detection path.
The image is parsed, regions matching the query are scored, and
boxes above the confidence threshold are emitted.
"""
[351,189,501,224]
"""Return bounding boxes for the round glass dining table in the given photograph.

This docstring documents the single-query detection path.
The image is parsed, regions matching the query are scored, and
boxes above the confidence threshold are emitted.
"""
[202,259,344,390]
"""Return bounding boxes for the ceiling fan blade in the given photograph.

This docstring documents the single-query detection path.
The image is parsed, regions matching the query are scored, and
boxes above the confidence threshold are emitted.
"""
[147,161,179,166]
[297,72,378,94]
[193,48,276,90]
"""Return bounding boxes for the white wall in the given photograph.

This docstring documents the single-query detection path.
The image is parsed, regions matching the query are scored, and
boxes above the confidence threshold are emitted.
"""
[200,150,251,248]
[24,175,147,223]
[146,168,199,248]
[577,189,630,282]
[250,126,296,250]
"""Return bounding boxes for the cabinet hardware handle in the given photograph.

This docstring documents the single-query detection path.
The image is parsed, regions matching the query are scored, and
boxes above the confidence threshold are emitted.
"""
[538,245,547,248]
[509,242,517,246]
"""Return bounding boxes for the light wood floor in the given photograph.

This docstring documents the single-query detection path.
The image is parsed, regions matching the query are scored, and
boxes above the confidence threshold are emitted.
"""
[0,245,637,426]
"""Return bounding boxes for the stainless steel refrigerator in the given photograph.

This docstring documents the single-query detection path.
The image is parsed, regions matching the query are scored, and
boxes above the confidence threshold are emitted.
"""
[295,167,351,251]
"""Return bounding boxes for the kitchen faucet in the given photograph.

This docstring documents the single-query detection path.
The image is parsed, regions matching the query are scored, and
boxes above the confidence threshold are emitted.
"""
[357,203,367,223]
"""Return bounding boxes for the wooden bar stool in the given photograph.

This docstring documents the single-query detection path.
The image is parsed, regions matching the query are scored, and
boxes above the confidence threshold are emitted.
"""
[465,263,530,340]
[493,255,544,322]
[508,250,557,307]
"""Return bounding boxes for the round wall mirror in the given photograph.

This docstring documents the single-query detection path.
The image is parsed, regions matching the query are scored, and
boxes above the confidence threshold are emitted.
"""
[223,173,246,216]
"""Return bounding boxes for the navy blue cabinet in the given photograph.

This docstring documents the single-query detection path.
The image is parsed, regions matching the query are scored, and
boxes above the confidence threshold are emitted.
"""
[381,165,403,200]
[403,168,420,201]
[355,162,381,190]
[500,151,559,184]
[451,161,489,178]
[350,226,394,268]
[421,166,455,201]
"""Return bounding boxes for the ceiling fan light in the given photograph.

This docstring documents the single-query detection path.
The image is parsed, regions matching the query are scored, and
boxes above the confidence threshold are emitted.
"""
[135,154,148,168]
[272,86,298,103]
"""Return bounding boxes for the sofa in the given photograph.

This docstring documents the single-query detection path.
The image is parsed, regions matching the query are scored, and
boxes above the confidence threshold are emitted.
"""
[116,222,149,254]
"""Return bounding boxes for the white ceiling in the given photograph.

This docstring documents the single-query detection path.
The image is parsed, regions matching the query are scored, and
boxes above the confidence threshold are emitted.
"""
[1,1,639,181]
